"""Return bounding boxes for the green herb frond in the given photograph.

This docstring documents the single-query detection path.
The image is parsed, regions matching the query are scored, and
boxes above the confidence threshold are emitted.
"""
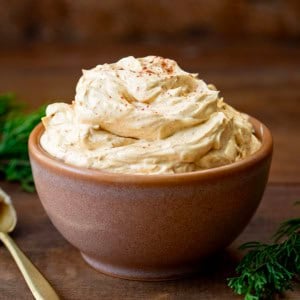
[228,204,300,299]
[0,93,45,192]
[274,217,300,242]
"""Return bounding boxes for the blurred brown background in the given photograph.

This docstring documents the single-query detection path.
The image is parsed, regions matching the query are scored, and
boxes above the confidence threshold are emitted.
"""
[1,2,300,299]
[1,0,300,45]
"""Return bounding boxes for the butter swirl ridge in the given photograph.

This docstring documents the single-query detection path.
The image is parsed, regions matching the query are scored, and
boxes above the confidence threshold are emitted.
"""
[40,56,261,174]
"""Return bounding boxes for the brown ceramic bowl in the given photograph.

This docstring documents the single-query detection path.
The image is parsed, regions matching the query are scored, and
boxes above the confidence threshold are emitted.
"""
[28,116,272,281]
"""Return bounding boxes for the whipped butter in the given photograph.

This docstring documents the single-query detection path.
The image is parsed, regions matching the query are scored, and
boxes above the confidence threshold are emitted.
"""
[41,56,261,174]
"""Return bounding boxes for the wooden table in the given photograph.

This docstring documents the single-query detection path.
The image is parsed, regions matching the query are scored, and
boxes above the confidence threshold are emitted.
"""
[0,39,300,299]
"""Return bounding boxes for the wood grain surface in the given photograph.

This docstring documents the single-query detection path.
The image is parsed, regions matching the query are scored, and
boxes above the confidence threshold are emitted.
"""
[1,0,300,44]
[0,39,299,299]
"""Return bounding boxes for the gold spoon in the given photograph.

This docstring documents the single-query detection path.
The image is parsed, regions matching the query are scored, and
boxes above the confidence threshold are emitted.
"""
[0,188,60,300]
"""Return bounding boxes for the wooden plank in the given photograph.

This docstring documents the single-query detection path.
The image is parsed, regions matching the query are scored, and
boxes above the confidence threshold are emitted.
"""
[0,181,299,300]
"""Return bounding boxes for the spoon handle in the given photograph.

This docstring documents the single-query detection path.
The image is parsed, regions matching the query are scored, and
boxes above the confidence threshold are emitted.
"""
[0,232,60,300]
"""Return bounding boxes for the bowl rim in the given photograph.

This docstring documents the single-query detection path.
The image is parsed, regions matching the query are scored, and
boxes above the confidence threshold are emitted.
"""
[29,116,273,184]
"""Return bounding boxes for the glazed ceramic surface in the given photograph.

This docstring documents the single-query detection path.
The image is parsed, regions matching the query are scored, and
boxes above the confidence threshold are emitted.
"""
[29,117,272,281]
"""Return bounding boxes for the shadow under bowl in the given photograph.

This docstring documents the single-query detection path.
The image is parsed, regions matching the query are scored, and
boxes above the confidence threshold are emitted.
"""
[28,116,273,281]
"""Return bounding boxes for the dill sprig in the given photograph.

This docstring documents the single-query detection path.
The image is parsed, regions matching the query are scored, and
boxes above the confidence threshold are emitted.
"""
[0,93,45,192]
[228,204,300,300]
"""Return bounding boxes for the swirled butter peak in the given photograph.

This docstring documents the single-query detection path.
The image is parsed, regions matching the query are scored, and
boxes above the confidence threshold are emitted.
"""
[41,56,261,174]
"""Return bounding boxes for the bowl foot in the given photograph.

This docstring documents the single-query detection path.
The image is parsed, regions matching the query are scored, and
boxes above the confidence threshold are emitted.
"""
[81,252,200,281]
